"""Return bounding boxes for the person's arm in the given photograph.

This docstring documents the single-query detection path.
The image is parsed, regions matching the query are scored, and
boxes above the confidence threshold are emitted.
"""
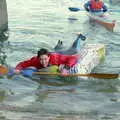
[58,64,69,76]
[84,1,91,12]
[59,54,80,76]
[65,54,79,67]
[14,56,37,74]
[102,3,107,12]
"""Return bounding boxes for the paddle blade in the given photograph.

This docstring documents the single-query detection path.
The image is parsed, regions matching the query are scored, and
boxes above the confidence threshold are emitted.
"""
[86,73,119,79]
[0,65,9,75]
[68,7,80,12]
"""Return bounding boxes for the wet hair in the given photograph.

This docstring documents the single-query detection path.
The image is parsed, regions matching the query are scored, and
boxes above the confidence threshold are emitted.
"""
[37,48,49,58]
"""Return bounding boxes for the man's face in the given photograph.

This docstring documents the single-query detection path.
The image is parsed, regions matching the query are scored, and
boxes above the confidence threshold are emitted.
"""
[39,54,50,68]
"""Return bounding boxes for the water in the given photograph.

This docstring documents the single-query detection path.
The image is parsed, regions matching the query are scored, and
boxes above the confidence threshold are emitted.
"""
[0,0,120,119]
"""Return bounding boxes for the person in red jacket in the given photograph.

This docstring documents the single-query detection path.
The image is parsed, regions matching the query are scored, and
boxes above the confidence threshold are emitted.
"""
[14,48,80,76]
[84,0,107,13]
[14,33,86,76]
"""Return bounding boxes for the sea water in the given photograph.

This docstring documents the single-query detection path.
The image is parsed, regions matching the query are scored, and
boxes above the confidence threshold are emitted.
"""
[0,0,120,119]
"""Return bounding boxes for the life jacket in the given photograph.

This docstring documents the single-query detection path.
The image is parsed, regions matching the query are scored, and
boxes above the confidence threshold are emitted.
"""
[90,0,103,10]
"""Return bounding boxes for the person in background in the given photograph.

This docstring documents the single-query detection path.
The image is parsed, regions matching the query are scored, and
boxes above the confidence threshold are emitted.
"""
[84,0,108,13]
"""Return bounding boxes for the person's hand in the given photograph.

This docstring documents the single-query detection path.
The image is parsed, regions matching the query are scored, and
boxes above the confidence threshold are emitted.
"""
[58,64,65,72]
[7,68,21,77]
[60,68,69,76]
[59,65,69,76]
[14,69,21,74]
[103,9,107,12]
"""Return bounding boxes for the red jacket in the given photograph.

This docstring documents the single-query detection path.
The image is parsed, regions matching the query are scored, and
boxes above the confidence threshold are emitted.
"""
[15,53,80,70]
[90,0,103,10]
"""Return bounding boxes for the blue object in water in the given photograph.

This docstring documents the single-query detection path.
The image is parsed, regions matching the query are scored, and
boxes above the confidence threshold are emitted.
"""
[22,68,37,77]
[7,67,14,77]
[7,67,37,78]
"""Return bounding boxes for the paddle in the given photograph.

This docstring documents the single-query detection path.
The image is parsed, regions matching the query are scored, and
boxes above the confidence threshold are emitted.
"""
[33,72,119,79]
[68,7,81,12]
[0,66,119,79]
[109,0,112,7]
[68,7,120,12]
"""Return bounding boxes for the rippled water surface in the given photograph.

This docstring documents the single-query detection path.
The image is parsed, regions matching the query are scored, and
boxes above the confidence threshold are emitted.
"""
[0,0,120,119]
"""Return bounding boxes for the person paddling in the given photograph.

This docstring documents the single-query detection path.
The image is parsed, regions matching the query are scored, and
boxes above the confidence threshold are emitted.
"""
[0,33,86,77]
[84,0,108,14]
[13,33,86,76]
[14,48,80,76]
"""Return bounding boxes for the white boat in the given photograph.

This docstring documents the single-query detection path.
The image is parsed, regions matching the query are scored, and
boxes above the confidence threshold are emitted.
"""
[69,43,105,74]
[87,12,116,32]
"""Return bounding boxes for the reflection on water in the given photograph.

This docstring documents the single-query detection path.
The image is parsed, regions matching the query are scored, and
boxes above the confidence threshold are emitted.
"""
[0,90,6,103]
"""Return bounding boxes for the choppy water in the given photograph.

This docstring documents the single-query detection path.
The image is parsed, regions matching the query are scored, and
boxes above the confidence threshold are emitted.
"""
[0,0,120,120]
